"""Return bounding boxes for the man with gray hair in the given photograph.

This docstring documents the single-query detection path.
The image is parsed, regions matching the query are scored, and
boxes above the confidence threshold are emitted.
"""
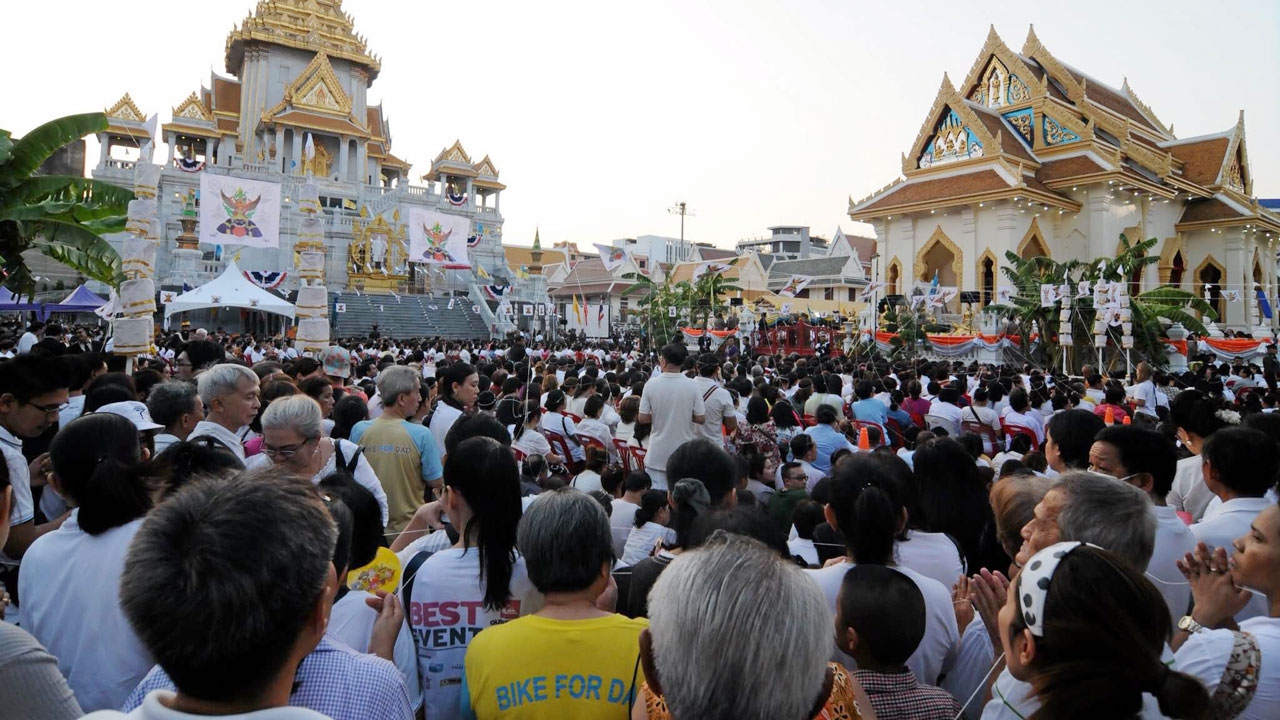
[146,381,205,454]
[980,470,1160,720]
[188,363,260,463]
[640,532,837,719]
[350,365,442,533]
[461,488,646,718]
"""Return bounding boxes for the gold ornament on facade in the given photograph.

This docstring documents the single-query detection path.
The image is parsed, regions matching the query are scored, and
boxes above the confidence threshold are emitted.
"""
[303,143,331,177]
[347,205,408,291]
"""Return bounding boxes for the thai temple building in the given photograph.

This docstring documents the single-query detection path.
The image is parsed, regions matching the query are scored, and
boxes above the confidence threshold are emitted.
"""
[849,26,1280,332]
[91,0,543,336]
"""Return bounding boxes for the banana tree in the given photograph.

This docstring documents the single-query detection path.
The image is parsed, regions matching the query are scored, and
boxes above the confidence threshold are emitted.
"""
[0,113,131,297]
[689,259,741,331]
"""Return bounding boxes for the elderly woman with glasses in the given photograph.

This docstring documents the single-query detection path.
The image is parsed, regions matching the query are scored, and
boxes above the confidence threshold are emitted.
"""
[245,394,389,527]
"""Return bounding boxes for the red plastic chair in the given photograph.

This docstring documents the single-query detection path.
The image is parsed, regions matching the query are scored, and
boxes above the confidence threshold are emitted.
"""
[961,421,1002,455]
[565,412,584,424]
[630,446,647,471]
[1001,423,1040,452]
[612,438,633,473]
[511,447,527,462]
[849,419,887,447]
[802,415,818,427]
[909,411,927,429]
[885,418,906,449]
[544,430,583,473]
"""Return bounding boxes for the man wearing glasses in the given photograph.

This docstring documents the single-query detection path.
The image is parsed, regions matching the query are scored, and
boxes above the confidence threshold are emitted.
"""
[0,353,72,625]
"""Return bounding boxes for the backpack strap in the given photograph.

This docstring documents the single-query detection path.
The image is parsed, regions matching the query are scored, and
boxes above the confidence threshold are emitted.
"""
[401,550,434,612]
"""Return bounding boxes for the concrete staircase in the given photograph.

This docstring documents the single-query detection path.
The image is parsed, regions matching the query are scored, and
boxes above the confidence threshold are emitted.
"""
[331,292,490,340]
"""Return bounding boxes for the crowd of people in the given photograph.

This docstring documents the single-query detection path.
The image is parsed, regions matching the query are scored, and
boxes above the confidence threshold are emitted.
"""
[0,319,1278,719]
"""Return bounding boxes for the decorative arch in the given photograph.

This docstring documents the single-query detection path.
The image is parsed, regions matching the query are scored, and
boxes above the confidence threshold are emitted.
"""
[914,226,964,290]
[886,257,903,297]
[1195,255,1226,321]
[976,248,998,306]
[1017,217,1050,259]
[1158,236,1186,286]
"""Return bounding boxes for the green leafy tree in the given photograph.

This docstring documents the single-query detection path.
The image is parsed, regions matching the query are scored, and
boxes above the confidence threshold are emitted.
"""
[0,113,131,297]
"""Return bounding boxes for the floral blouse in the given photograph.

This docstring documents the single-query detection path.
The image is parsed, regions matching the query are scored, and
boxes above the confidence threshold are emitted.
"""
[642,662,865,719]
[731,420,782,470]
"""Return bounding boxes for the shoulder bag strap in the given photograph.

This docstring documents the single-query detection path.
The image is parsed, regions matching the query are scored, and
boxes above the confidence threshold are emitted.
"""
[401,550,433,612]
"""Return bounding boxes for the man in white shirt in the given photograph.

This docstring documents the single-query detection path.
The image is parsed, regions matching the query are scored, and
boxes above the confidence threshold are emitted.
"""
[692,355,737,446]
[637,343,706,490]
[925,386,964,436]
[16,321,41,354]
[609,472,650,557]
[1191,426,1277,621]
[1088,426,1196,626]
[189,364,261,463]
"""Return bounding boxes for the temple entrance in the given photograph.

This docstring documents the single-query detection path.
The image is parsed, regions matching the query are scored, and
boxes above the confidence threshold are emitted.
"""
[1199,263,1222,320]
[981,256,995,305]
[920,240,958,289]
[1170,251,1185,287]
[887,262,900,296]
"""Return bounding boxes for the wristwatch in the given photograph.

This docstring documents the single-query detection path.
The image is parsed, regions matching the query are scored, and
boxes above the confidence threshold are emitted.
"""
[1178,615,1206,634]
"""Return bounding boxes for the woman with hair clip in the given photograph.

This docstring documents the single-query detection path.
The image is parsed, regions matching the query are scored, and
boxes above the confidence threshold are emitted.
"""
[619,489,675,569]
[806,454,960,687]
[624,479,710,618]
[541,389,584,462]
[401,435,538,720]
[996,542,1209,719]
[18,413,157,712]
[428,361,479,457]
[510,398,563,464]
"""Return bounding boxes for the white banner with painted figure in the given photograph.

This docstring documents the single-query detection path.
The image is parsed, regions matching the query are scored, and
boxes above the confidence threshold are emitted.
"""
[568,299,610,338]
[199,175,282,248]
[408,208,471,269]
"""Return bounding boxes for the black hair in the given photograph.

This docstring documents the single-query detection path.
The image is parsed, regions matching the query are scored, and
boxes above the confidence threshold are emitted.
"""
[444,413,511,456]
[329,395,369,440]
[1010,546,1210,718]
[50,413,153,535]
[770,399,799,428]
[1202,426,1279,497]
[659,343,687,366]
[1045,409,1106,470]
[911,437,998,572]
[634,490,669,528]
[689,507,790,557]
[838,564,926,666]
[584,394,605,419]
[319,472,384,569]
[1093,426,1179,498]
[827,455,901,565]
[0,353,70,403]
[443,437,522,611]
[440,362,476,409]
[184,339,225,373]
[815,403,839,425]
[150,439,244,499]
[792,500,825,540]
[622,471,652,494]
[1169,389,1228,439]
[326,496,354,576]
[666,438,738,507]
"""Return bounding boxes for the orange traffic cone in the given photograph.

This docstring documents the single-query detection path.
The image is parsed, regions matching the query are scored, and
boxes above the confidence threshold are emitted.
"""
[1104,407,1115,426]
[858,427,871,451]
[1122,415,1132,425]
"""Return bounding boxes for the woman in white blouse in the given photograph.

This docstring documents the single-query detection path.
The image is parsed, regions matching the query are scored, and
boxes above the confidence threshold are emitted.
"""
[510,398,563,464]
[1128,361,1160,420]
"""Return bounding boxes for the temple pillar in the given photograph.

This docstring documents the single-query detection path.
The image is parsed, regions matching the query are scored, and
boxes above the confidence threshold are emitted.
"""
[166,132,177,163]
[274,128,284,172]
[961,205,977,292]
[97,133,109,168]
[207,137,218,166]
[338,136,350,182]
[495,191,501,213]
[1224,231,1247,329]
[356,141,367,185]
[1087,189,1113,260]
[291,132,302,175]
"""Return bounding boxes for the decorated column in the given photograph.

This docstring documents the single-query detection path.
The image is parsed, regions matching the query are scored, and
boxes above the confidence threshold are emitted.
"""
[293,179,330,353]
[114,160,162,357]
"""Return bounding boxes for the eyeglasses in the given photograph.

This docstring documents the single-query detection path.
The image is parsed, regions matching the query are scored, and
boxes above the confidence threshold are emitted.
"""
[26,401,68,416]
[262,438,313,460]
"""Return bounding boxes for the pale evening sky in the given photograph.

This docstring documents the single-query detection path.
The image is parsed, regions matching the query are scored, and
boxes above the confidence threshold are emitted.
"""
[4,0,1278,251]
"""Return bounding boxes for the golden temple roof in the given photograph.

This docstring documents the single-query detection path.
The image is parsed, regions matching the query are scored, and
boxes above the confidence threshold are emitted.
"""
[226,0,381,81]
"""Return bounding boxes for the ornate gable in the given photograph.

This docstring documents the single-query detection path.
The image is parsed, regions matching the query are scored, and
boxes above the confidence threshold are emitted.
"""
[1020,27,1083,104]
[959,27,1040,110]
[289,53,352,116]
[106,93,145,122]
[905,75,999,173]
[436,140,471,165]
[1220,111,1251,195]
[472,155,499,178]
[173,92,213,122]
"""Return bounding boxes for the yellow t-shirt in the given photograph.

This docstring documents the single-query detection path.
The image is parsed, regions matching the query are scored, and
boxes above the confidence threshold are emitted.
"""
[462,613,647,719]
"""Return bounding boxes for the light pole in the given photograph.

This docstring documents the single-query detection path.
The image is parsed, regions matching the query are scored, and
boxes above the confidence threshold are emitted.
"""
[668,201,695,260]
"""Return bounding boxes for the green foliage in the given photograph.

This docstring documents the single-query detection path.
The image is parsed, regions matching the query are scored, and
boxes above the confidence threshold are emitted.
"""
[0,113,129,297]
[995,234,1217,370]
[622,260,741,348]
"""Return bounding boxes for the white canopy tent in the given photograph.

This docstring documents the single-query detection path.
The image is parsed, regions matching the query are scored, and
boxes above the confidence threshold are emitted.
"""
[164,260,295,319]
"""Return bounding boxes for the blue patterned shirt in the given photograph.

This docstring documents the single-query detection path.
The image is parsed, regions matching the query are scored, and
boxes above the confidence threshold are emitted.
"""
[122,636,413,720]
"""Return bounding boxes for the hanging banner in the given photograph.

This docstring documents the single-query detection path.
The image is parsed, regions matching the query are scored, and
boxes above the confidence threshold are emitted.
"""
[692,261,732,282]
[408,208,471,268]
[199,174,282,248]
[569,300,610,338]
[1200,336,1272,361]
[680,328,737,349]
[995,286,1014,304]
[778,274,813,298]
[522,304,534,316]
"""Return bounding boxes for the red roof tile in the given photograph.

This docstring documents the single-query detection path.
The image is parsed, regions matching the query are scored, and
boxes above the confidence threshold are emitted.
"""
[1037,156,1107,183]
[1179,198,1246,224]
[1168,137,1230,186]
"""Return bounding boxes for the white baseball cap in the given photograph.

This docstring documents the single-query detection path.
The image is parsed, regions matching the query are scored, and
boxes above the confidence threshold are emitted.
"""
[96,401,164,431]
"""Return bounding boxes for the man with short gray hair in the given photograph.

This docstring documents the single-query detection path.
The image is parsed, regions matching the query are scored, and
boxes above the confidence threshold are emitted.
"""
[146,381,204,454]
[188,364,260,463]
[642,532,834,719]
[350,365,442,533]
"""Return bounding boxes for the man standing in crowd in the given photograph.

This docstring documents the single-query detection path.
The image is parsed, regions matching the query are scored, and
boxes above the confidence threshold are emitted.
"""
[189,364,261,462]
[692,354,736,446]
[147,381,206,454]
[351,366,443,533]
[637,343,705,490]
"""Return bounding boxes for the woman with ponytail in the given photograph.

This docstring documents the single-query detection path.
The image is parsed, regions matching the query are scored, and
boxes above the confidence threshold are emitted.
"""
[428,361,478,457]
[624,479,710,618]
[805,454,960,686]
[998,542,1210,719]
[18,413,156,711]
[402,435,536,720]
[510,397,562,463]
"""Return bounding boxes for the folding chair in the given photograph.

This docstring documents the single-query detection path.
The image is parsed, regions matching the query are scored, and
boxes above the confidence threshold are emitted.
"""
[544,429,583,474]
[961,421,1002,456]
[612,438,633,474]
[1001,423,1040,452]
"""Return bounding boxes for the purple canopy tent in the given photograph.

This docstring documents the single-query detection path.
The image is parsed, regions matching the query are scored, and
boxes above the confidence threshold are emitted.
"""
[0,287,49,320]
[52,284,108,313]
